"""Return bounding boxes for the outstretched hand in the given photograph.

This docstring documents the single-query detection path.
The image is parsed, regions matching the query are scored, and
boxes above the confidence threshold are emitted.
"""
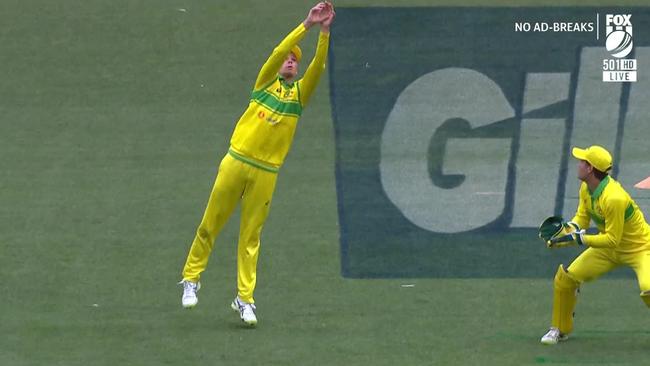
[321,2,335,32]
[304,2,333,29]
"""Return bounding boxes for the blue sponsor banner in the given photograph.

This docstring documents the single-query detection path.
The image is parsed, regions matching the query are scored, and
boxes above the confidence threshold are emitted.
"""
[329,7,650,278]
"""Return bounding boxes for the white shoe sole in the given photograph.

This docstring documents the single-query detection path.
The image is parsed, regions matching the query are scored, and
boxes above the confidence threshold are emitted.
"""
[182,299,198,309]
[541,335,568,345]
[231,301,257,326]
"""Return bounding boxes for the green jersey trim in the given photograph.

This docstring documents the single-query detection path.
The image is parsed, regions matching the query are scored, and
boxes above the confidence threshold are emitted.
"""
[590,213,605,226]
[589,203,635,227]
[228,149,279,173]
[590,176,610,200]
[625,203,635,221]
[251,88,302,117]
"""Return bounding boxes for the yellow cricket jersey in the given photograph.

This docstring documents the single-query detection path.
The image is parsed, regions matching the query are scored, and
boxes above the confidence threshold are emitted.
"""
[229,23,330,172]
[572,176,650,252]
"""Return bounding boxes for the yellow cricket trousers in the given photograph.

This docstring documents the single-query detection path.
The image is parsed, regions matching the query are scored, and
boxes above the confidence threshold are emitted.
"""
[568,247,650,291]
[551,247,650,334]
[181,152,278,303]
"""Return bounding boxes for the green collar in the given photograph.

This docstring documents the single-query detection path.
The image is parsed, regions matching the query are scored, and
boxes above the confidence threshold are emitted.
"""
[278,76,295,88]
[590,175,610,200]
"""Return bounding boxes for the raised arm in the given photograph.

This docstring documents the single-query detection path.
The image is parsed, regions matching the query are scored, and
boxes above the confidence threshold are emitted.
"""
[253,24,308,91]
[253,2,332,91]
[297,5,335,107]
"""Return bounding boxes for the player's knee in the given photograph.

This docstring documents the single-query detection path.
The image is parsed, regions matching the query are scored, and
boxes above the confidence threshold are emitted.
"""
[641,291,650,308]
[554,264,580,291]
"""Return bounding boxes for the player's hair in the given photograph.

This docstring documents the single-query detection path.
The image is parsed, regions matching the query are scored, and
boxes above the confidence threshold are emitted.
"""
[593,168,608,181]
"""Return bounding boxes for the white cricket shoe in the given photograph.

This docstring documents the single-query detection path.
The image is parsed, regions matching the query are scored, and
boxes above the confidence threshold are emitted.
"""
[231,296,257,326]
[179,280,200,308]
[540,327,568,345]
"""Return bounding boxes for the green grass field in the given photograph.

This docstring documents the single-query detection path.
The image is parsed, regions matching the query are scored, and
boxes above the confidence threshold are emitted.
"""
[2,1,650,365]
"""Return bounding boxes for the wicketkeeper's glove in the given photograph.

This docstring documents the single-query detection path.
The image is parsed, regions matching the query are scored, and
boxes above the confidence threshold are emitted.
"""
[538,216,584,248]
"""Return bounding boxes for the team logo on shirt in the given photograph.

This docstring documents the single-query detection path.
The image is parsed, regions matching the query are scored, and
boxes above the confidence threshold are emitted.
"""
[266,115,281,125]
[258,110,280,124]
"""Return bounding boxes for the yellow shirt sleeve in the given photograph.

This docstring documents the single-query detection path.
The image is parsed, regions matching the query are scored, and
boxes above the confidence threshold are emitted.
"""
[254,23,308,91]
[583,191,627,249]
[297,31,330,107]
[571,183,591,230]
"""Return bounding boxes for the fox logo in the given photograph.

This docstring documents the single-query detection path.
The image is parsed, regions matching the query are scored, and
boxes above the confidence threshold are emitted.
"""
[605,14,633,58]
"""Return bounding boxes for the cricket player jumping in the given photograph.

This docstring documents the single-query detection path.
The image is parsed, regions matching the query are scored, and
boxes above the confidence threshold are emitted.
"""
[540,145,650,344]
[178,2,335,326]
